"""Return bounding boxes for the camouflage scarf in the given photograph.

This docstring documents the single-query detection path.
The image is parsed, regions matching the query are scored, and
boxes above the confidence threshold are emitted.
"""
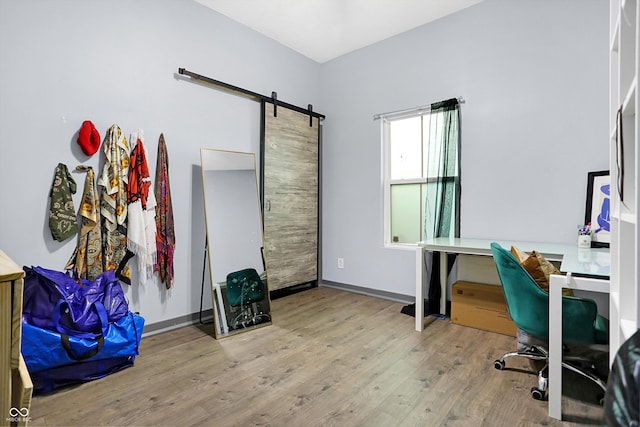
[48,163,78,242]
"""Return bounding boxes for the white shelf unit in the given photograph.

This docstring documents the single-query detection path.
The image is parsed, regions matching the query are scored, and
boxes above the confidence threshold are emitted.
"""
[609,0,640,365]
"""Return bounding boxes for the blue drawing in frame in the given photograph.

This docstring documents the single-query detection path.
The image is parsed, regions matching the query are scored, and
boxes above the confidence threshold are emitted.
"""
[585,170,610,248]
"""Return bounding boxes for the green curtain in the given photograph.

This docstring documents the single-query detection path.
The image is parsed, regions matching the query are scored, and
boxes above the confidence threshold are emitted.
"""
[426,98,461,315]
[424,98,460,240]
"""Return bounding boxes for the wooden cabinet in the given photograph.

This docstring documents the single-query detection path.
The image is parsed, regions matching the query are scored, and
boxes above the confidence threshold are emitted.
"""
[1,251,32,427]
[262,102,320,293]
[609,0,640,363]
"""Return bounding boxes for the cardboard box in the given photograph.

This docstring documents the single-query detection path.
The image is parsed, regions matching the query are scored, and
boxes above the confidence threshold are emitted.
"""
[451,281,517,337]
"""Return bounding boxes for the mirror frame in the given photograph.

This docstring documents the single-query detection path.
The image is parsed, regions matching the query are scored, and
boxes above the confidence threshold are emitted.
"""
[200,147,272,338]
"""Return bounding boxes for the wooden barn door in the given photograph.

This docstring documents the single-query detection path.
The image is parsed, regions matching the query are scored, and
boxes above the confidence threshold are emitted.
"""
[262,102,319,292]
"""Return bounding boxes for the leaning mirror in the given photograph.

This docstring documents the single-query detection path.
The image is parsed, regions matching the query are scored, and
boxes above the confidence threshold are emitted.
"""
[200,148,271,338]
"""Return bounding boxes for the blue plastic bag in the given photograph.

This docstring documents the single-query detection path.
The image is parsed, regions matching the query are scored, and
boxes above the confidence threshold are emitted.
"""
[22,266,129,338]
[22,311,144,373]
[30,356,135,395]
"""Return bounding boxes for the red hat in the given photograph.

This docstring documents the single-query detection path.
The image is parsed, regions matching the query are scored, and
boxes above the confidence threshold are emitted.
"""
[77,120,101,156]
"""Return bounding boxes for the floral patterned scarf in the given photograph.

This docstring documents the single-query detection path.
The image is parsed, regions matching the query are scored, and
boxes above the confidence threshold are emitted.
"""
[98,124,131,284]
[66,165,103,281]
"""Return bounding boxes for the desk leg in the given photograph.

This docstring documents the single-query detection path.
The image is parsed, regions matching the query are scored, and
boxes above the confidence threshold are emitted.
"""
[440,252,447,315]
[548,275,563,420]
[415,247,424,331]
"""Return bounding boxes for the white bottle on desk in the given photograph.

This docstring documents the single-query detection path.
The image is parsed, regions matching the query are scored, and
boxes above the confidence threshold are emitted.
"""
[578,234,591,249]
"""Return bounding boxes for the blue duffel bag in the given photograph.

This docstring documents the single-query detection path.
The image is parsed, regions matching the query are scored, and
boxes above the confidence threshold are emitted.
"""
[22,311,144,375]
[22,266,129,339]
[29,356,136,395]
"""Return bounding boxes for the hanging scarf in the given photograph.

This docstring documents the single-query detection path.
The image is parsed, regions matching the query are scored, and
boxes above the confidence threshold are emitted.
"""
[127,130,157,283]
[98,124,131,284]
[154,134,175,289]
[48,163,78,242]
[66,165,103,281]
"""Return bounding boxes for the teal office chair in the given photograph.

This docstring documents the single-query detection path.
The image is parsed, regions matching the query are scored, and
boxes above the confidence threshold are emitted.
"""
[490,242,608,401]
[226,268,270,329]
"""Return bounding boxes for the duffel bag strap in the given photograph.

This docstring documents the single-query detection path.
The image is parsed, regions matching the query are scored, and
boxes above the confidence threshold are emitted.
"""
[60,334,105,361]
[53,300,109,339]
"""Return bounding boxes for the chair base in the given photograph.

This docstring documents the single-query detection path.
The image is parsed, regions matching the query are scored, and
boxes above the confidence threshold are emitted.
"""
[231,303,271,330]
[494,345,549,400]
[494,344,607,403]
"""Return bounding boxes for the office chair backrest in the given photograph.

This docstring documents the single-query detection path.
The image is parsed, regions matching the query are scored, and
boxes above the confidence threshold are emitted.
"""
[491,242,550,339]
[490,242,599,343]
[226,268,265,307]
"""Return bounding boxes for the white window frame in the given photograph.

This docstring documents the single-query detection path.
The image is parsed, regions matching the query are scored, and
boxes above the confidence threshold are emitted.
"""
[379,103,460,249]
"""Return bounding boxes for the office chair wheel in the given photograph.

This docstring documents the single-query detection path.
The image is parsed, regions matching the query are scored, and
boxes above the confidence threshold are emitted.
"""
[493,359,506,370]
[530,387,545,401]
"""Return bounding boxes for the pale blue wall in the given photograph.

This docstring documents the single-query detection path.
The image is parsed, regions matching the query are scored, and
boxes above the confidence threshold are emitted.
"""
[318,0,609,296]
[0,0,320,327]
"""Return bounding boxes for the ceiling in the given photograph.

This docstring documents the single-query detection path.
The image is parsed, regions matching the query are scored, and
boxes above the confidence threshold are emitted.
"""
[195,0,483,63]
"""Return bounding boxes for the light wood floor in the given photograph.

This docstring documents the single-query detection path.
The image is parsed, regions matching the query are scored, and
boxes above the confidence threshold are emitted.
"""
[29,286,604,427]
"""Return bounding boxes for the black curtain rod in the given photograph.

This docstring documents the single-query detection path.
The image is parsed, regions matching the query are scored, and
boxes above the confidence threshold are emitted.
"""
[178,68,325,121]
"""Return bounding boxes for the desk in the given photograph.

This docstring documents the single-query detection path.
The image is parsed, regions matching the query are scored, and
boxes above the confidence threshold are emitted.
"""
[415,237,574,332]
[415,238,609,421]
[548,250,610,420]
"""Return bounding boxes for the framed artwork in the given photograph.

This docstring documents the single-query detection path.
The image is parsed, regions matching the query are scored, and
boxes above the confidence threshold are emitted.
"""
[584,170,610,248]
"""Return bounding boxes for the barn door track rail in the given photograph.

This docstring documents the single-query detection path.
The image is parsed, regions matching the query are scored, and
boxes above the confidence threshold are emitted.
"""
[177,68,325,124]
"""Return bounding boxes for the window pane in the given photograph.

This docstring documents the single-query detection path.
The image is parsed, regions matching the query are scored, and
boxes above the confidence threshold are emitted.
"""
[423,110,459,178]
[422,181,457,240]
[382,102,460,246]
[390,116,421,180]
[390,183,422,243]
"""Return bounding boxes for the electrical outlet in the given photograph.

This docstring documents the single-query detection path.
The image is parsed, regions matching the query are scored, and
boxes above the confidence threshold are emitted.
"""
[337,258,344,269]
